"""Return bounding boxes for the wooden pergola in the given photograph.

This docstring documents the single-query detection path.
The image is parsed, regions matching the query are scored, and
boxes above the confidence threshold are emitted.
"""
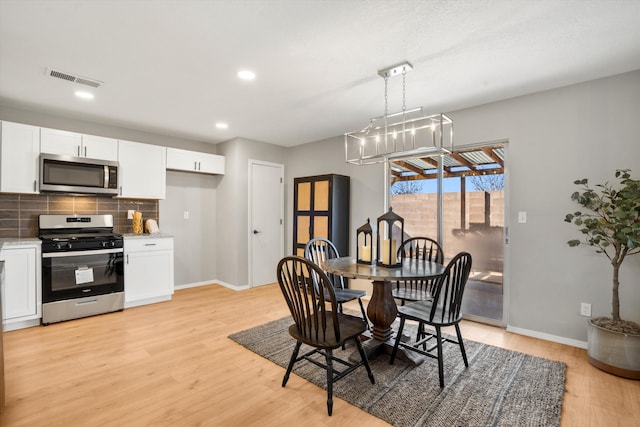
[390,144,505,183]
[390,144,505,232]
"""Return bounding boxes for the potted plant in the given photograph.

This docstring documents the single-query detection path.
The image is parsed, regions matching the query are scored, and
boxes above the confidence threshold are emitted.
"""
[565,169,640,379]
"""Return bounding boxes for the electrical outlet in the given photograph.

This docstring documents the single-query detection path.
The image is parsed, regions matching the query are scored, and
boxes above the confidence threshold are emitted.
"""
[127,210,134,219]
[580,302,592,317]
[183,211,189,220]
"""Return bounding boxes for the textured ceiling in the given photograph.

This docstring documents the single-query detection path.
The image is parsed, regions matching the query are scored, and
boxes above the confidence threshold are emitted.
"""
[1,0,639,147]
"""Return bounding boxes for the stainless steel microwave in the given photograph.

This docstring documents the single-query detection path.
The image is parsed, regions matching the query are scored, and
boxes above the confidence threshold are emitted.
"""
[40,153,119,195]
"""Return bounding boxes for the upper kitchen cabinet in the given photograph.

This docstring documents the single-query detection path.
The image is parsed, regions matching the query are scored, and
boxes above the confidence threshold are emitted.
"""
[0,121,40,194]
[40,127,118,161]
[166,147,225,175]
[117,140,166,199]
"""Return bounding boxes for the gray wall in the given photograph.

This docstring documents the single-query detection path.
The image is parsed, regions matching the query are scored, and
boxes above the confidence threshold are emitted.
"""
[452,70,640,342]
[285,135,384,256]
[215,137,286,287]
[284,70,640,344]
[159,170,219,286]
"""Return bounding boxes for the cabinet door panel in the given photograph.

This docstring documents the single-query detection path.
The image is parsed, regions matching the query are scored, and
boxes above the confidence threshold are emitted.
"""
[198,153,225,174]
[314,180,329,211]
[82,134,118,161]
[313,216,329,239]
[296,215,310,245]
[118,140,166,199]
[0,121,40,194]
[297,182,311,210]
[0,247,38,320]
[40,128,82,156]
[125,250,173,302]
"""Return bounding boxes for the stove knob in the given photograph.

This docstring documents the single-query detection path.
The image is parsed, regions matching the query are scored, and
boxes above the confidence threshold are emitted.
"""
[111,241,117,248]
[101,241,109,248]
[54,243,62,250]
[65,242,73,250]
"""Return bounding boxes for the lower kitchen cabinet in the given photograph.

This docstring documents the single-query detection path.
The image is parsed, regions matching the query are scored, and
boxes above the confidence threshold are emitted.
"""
[124,236,174,308]
[0,242,42,331]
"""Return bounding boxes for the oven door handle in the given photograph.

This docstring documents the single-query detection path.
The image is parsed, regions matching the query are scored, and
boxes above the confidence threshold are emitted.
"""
[42,248,124,258]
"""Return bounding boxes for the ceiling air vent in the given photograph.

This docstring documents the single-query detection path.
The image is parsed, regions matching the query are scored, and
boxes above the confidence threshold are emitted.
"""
[46,67,103,88]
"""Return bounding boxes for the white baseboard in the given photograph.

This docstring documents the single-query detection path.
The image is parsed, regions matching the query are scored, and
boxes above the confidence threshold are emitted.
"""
[3,318,41,332]
[506,325,588,349]
[124,294,171,309]
[174,279,250,291]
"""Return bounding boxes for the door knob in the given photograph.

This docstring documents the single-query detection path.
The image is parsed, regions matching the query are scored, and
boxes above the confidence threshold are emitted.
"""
[253,229,261,234]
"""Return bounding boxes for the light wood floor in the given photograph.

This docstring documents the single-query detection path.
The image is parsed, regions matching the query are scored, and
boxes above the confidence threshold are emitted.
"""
[1,284,639,426]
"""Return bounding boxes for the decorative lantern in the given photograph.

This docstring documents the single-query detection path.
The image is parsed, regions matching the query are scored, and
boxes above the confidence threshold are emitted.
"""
[356,218,373,264]
[376,207,404,268]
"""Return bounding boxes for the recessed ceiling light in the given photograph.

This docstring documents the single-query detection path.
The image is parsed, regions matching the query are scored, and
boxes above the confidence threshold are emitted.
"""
[216,122,228,129]
[237,70,256,80]
[74,91,94,99]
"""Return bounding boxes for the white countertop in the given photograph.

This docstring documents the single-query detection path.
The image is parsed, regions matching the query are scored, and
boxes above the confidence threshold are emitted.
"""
[0,238,42,250]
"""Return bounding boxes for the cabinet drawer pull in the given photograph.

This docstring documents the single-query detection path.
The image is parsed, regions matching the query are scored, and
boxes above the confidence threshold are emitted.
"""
[144,243,157,246]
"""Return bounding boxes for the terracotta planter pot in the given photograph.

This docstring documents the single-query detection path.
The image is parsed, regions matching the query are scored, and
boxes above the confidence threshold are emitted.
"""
[587,319,640,380]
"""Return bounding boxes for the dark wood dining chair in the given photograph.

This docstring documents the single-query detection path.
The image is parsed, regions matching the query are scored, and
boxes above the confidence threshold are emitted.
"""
[276,256,375,416]
[304,237,369,328]
[393,236,444,305]
[389,251,472,388]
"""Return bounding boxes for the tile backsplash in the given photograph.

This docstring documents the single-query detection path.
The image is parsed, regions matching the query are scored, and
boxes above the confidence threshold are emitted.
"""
[0,193,159,238]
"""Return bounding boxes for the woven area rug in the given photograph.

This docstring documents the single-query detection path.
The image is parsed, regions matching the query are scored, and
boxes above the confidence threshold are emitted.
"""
[229,316,566,427]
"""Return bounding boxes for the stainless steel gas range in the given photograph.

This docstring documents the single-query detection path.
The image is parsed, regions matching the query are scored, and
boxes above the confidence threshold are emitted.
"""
[39,214,124,325]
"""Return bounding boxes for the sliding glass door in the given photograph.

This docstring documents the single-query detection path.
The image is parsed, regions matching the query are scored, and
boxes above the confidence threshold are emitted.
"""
[390,143,506,325]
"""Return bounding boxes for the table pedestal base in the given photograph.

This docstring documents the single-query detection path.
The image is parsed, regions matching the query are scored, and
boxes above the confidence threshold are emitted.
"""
[349,331,426,367]
[347,279,425,367]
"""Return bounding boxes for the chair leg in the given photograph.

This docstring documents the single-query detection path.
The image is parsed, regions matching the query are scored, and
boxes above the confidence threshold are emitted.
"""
[416,321,424,347]
[389,316,406,365]
[435,326,445,388]
[282,341,301,387]
[325,349,334,416]
[357,298,370,330]
[455,323,469,367]
[354,337,375,384]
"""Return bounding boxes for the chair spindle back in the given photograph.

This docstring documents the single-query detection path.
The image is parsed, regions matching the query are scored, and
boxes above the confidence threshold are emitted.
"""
[277,256,341,343]
[429,252,472,323]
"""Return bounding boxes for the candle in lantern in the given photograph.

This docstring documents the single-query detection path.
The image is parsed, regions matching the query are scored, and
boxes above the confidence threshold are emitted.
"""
[381,239,397,265]
[360,245,371,262]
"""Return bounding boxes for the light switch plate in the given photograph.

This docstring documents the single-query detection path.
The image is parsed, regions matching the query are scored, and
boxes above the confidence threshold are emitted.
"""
[518,211,527,223]
[183,211,189,220]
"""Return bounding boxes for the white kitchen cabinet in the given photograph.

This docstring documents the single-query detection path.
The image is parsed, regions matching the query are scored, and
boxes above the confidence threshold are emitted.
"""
[166,147,225,175]
[117,140,166,199]
[0,121,40,194]
[41,127,118,161]
[124,237,174,308]
[0,243,42,331]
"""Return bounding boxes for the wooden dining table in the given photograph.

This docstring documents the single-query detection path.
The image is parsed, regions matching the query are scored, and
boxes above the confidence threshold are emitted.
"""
[323,256,446,366]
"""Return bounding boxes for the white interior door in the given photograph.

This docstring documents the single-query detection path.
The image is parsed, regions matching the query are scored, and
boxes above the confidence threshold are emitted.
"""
[249,160,284,287]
